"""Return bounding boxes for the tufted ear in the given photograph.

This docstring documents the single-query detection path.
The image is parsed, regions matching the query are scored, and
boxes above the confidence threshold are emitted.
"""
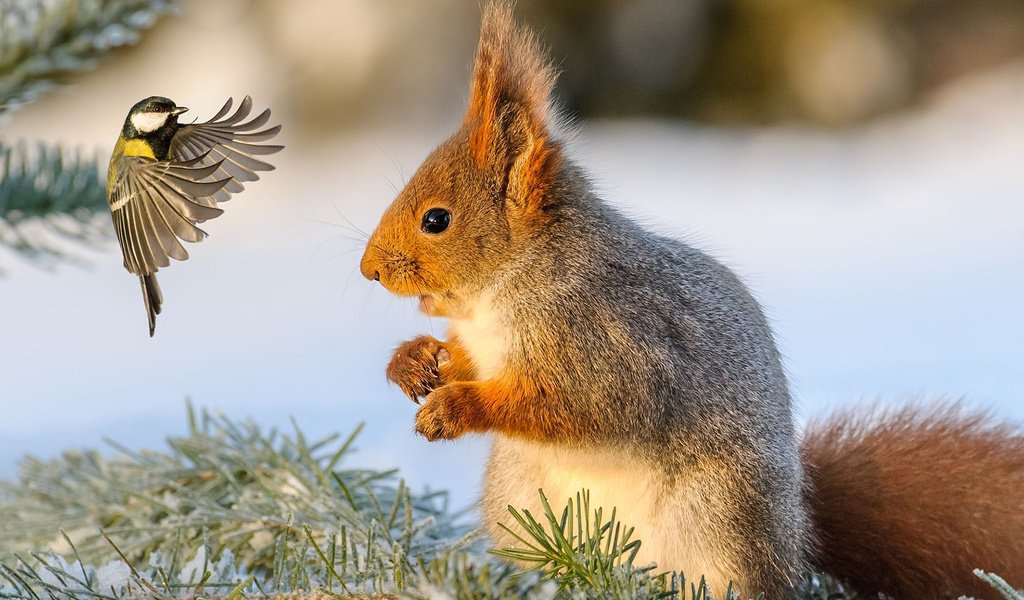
[463,4,562,213]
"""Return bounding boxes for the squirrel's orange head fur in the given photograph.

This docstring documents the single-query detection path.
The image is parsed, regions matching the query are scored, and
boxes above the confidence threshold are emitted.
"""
[360,4,563,312]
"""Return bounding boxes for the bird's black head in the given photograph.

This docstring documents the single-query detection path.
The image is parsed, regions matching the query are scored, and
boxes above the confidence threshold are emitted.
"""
[121,96,188,158]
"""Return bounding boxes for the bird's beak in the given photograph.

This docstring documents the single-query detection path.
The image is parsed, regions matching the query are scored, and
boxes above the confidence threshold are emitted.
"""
[171,106,189,116]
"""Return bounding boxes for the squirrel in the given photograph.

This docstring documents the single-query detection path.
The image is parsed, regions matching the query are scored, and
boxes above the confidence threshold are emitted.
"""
[359,4,1024,598]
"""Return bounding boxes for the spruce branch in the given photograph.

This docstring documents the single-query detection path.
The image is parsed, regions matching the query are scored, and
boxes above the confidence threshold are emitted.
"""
[0,140,110,268]
[0,0,178,114]
[0,407,1000,599]
[0,0,178,265]
[975,570,1024,600]
[490,489,724,599]
[0,405,475,599]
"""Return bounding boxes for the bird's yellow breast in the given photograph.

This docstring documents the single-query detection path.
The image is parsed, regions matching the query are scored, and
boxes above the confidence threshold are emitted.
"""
[120,138,157,159]
[108,136,158,192]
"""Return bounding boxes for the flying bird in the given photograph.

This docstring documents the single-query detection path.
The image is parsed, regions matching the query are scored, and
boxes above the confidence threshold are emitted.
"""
[106,95,283,336]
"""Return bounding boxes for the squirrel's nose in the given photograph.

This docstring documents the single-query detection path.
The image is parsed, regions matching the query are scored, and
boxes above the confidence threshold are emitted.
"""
[359,248,381,282]
[359,263,379,282]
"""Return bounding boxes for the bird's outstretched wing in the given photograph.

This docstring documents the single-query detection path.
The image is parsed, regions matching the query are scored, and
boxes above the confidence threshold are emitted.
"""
[109,157,231,336]
[109,157,229,276]
[169,96,284,205]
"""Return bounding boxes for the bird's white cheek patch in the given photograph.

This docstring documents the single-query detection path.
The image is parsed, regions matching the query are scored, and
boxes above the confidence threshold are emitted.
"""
[131,111,170,133]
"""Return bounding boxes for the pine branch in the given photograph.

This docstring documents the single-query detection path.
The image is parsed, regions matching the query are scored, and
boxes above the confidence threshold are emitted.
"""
[0,407,1011,599]
[490,490,862,600]
[0,0,178,266]
[491,489,719,599]
[0,141,110,268]
[0,406,471,576]
[975,570,1024,600]
[0,0,178,114]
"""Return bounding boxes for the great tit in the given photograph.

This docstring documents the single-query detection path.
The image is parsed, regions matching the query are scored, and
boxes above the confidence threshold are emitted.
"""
[107,95,283,336]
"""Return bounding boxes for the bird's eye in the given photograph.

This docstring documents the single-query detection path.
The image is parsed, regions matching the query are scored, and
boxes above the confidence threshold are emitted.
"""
[421,208,451,234]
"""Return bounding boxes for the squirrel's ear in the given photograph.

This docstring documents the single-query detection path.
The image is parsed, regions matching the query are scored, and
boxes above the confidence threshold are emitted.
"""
[464,4,562,213]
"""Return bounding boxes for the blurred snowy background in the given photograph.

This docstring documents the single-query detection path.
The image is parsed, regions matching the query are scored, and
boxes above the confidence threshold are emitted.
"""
[1,0,1022,512]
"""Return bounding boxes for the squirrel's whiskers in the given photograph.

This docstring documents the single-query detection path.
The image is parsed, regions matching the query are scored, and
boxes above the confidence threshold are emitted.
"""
[360,5,1024,599]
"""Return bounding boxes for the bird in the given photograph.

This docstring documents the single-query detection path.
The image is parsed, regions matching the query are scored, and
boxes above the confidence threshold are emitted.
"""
[106,95,283,336]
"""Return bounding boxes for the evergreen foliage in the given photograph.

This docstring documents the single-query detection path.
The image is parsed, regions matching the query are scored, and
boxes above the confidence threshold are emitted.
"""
[0,0,176,113]
[0,408,537,599]
[0,408,735,599]
[0,142,108,267]
[0,407,471,584]
[3,407,1014,600]
[975,571,1024,600]
[0,0,176,264]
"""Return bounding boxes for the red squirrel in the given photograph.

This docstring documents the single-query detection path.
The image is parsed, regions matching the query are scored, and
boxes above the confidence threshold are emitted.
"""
[359,4,1024,598]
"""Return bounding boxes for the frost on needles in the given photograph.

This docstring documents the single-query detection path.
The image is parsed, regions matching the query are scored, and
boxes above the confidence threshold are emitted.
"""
[1,407,1019,599]
[0,0,176,266]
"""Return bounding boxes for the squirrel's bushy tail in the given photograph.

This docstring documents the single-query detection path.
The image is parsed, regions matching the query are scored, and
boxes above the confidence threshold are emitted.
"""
[801,402,1024,599]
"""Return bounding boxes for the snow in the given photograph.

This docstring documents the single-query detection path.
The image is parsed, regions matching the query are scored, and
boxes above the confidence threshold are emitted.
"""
[177,547,237,584]
[0,60,1022,513]
[93,561,132,595]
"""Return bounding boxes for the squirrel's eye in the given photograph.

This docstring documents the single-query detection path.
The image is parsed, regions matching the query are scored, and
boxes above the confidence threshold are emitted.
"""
[421,208,451,234]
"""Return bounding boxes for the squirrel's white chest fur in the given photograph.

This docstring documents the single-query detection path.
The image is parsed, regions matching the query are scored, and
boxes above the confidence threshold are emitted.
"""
[448,290,508,379]
[451,293,738,592]
[484,438,739,594]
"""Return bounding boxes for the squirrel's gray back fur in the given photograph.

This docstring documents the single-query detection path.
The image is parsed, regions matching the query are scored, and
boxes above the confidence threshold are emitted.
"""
[478,162,810,597]
[364,6,1024,597]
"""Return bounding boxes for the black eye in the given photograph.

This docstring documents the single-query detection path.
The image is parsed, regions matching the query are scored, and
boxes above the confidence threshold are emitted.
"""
[421,208,451,234]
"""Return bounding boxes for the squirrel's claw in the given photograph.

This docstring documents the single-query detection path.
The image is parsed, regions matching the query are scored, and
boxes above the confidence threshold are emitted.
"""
[415,383,477,441]
[387,335,447,403]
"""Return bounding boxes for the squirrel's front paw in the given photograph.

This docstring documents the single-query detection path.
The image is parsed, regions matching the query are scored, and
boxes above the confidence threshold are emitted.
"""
[415,383,480,441]
[387,335,451,402]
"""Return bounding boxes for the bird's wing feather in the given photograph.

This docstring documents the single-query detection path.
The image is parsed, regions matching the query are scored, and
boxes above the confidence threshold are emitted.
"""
[168,96,284,204]
[109,156,230,275]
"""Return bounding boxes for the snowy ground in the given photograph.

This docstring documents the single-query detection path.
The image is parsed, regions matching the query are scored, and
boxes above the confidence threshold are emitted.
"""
[1,61,1022,513]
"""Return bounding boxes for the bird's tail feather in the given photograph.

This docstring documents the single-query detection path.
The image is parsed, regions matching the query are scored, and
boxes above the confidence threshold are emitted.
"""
[139,273,163,337]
